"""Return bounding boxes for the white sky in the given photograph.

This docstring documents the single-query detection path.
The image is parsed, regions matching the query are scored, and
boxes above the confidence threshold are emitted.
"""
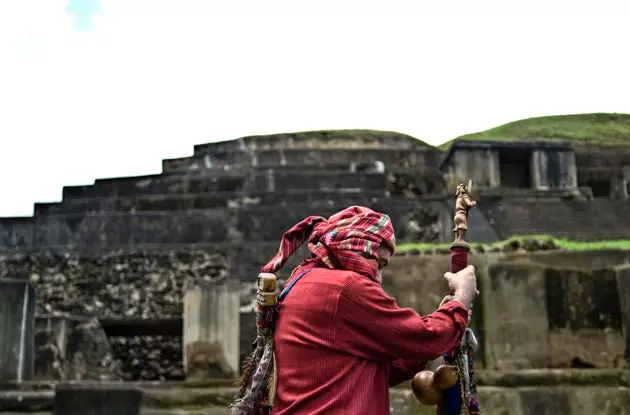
[1,0,629,217]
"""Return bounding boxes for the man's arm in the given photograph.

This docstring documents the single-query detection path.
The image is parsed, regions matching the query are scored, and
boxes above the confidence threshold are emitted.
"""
[388,359,427,387]
[333,273,468,365]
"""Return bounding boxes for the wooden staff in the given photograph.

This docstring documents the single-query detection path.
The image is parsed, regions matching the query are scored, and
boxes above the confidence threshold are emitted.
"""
[411,180,482,415]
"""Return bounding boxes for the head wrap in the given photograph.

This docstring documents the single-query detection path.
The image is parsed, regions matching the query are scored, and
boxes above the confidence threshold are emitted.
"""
[262,205,396,281]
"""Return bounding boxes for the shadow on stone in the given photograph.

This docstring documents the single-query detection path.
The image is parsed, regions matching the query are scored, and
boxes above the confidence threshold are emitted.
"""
[53,384,143,415]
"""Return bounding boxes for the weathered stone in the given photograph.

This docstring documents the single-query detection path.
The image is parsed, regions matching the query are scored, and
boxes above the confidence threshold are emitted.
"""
[476,198,630,241]
[183,281,240,379]
[34,316,122,381]
[615,264,630,366]
[53,384,143,415]
[34,189,387,215]
[0,249,228,319]
[545,267,624,368]
[63,171,387,199]
[109,335,184,381]
[1,199,446,249]
[441,140,576,190]
[482,263,549,370]
[164,148,440,172]
[0,217,33,249]
[0,280,35,381]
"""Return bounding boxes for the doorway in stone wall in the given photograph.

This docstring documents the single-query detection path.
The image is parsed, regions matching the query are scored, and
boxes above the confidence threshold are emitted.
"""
[586,180,611,197]
[498,148,532,188]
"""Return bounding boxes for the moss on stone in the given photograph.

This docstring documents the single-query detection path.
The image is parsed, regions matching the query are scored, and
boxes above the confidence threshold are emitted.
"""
[397,235,630,254]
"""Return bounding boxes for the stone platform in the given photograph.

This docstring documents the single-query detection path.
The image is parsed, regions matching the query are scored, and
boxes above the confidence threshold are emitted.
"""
[162,148,441,172]
[0,370,628,414]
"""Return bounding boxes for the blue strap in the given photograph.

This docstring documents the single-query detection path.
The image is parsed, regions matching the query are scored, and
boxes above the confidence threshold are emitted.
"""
[278,269,312,302]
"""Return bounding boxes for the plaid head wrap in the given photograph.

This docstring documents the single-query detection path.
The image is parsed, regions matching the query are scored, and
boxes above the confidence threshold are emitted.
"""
[262,205,396,281]
[228,206,396,415]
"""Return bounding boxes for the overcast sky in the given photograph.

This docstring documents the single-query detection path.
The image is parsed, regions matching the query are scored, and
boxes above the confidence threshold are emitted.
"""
[1,0,629,217]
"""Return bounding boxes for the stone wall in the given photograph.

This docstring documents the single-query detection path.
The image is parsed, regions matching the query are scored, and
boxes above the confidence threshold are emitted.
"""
[0,199,446,250]
[384,249,630,371]
[0,249,228,319]
[0,249,228,382]
[444,148,500,188]
[163,148,442,172]
[531,149,577,189]
[476,197,630,241]
[34,316,122,381]
[2,371,629,414]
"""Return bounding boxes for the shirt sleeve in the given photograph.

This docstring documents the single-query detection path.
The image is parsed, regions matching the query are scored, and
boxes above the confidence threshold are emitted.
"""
[333,273,468,364]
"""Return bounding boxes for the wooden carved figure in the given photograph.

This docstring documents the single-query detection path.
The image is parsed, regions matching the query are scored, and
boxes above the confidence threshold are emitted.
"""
[452,181,477,245]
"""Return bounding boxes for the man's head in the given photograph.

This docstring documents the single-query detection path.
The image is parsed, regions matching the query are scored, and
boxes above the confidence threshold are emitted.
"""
[261,206,396,283]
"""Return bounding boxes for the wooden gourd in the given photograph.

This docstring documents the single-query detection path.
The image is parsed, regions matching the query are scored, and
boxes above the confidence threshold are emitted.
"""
[411,365,459,406]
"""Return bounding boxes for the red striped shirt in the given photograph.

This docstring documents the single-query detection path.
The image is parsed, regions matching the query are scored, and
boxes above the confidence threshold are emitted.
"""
[271,266,468,415]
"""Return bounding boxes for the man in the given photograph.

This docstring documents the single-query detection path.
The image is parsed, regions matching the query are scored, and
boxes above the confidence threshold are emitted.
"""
[234,206,477,415]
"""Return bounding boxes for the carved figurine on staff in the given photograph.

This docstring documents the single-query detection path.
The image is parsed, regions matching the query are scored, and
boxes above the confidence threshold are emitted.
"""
[412,179,482,415]
[453,180,477,245]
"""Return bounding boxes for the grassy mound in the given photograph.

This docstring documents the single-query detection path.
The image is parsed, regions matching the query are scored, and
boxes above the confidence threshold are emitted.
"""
[397,235,630,254]
[232,129,433,148]
[439,113,630,149]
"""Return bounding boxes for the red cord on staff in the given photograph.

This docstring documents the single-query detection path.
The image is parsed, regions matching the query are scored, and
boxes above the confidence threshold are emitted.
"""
[450,247,468,274]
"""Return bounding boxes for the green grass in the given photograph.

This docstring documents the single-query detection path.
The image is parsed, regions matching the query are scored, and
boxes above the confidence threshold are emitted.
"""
[396,235,630,253]
[438,113,630,149]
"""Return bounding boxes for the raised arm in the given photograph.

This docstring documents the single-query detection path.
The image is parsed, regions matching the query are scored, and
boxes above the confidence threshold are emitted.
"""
[332,274,468,365]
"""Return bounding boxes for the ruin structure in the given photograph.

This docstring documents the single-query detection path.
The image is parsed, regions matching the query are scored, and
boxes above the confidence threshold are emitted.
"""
[2,129,630,414]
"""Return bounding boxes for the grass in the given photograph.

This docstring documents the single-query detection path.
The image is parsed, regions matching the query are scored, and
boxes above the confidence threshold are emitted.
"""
[396,234,630,253]
[234,129,433,148]
[438,113,630,149]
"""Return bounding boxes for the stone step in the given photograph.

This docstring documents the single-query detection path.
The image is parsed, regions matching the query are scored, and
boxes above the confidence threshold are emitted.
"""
[0,371,628,414]
[62,171,387,200]
[34,190,387,215]
[191,129,432,154]
[478,198,630,241]
[0,199,445,250]
[163,148,442,172]
[575,145,630,168]
[0,217,32,249]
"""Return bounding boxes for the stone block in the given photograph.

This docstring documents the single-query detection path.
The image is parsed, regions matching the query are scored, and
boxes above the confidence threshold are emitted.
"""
[0,279,35,381]
[0,217,33,249]
[34,316,122,381]
[1,200,443,249]
[480,198,630,241]
[0,249,228,319]
[62,171,387,200]
[165,148,440,172]
[531,149,577,189]
[616,264,630,365]
[53,384,142,415]
[483,263,550,370]
[34,189,387,215]
[183,280,240,379]
[545,267,624,368]
[519,388,571,415]
[389,382,630,415]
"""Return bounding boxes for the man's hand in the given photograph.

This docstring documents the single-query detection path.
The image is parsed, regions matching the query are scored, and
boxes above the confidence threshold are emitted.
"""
[443,265,478,309]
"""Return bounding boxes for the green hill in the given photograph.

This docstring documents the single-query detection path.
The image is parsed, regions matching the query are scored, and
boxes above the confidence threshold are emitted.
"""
[439,113,630,149]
